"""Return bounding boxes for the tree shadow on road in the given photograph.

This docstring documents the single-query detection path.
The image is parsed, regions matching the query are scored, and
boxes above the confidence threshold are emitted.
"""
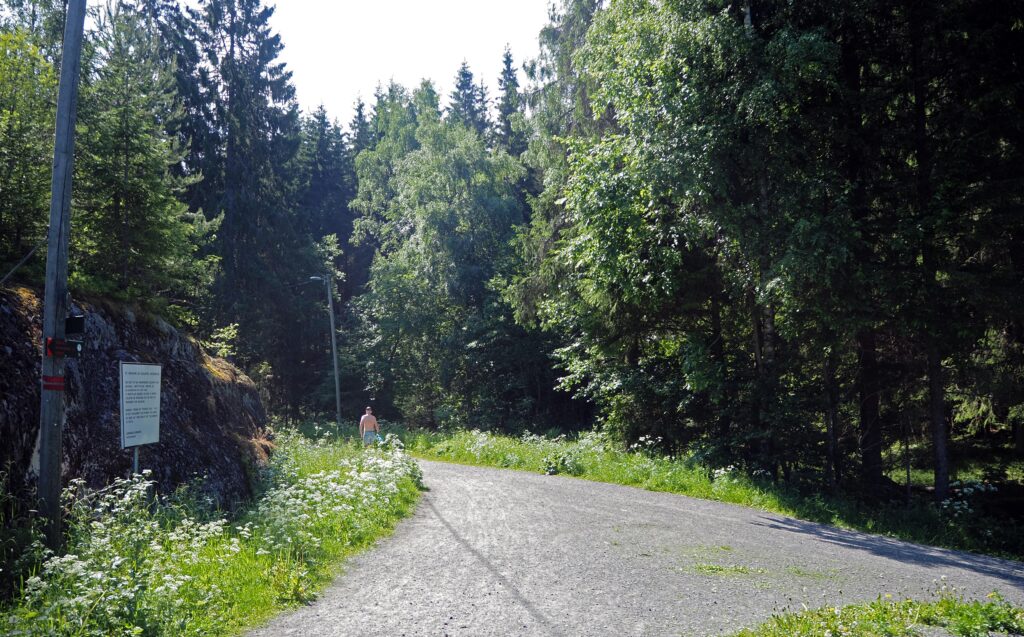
[425,497,565,637]
[752,515,1024,594]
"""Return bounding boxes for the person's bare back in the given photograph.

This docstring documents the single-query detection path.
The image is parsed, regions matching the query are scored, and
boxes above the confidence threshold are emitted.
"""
[359,406,379,445]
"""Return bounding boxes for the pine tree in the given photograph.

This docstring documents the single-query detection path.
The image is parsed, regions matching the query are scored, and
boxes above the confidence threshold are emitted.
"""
[137,0,220,217]
[495,46,526,156]
[2,0,67,63]
[298,105,351,239]
[192,0,307,303]
[352,81,419,253]
[189,0,327,414]
[349,97,373,154]
[71,0,216,315]
[297,105,360,302]
[446,61,488,138]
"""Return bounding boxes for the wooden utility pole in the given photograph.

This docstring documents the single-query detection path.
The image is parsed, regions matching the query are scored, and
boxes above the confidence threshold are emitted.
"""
[38,0,87,549]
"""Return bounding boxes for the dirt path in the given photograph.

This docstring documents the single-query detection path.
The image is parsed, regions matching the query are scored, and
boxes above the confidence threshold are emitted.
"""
[248,460,1024,636]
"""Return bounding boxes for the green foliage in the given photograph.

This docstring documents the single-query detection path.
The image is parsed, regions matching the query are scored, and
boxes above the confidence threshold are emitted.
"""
[501,0,1024,507]
[0,27,55,276]
[730,592,1024,637]
[0,470,43,603]
[202,322,239,359]
[446,61,490,138]
[0,430,421,635]
[495,46,526,156]
[349,79,576,428]
[70,2,218,318]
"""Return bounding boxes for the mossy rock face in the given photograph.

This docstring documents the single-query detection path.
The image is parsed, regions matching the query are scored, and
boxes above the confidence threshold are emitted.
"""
[0,286,270,507]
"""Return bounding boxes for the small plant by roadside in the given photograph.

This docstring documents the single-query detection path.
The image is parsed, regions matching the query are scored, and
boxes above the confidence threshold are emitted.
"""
[0,429,421,636]
[692,563,768,576]
[0,470,43,603]
[939,480,998,520]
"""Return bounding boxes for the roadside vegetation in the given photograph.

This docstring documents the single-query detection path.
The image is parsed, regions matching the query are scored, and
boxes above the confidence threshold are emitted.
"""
[0,430,421,636]
[401,427,1024,562]
[730,591,1024,637]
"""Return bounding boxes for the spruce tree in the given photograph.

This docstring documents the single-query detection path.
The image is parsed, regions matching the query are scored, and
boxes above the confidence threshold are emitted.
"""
[189,0,326,413]
[72,1,215,314]
[137,0,220,218]
[349,97,374,155]
[298,105,351,240]
[495,46,526,156]
[446,61,488,138]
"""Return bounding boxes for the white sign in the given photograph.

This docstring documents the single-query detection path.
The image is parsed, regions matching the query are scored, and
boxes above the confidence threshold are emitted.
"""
[120,362,162,449]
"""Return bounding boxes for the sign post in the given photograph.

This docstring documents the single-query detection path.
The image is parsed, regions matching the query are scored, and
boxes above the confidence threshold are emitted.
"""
[119,362,162,473]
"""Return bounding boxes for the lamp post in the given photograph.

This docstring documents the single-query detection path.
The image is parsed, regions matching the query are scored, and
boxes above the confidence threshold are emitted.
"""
[309,275,342,434]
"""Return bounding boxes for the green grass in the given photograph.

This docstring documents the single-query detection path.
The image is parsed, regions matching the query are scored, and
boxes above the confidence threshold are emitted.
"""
[884,454,1019,489]
[0,430,423,636]
[400,428,1024,561]
[730,593,1024,637]
[692,563,768,576]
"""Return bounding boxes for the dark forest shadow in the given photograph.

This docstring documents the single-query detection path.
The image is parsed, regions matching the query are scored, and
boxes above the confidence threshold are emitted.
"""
[752,515,1024,592]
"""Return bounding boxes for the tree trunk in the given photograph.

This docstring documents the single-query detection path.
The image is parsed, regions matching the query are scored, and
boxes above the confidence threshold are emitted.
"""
[824,347,840,490]
[902,410,913,506]
[927,345,949,501]
[910,1,949,503]
[856,329,884,488]
[763,304,776,368]
[749,290,764,375]
[710,291,730,445]
[748,293,767,471]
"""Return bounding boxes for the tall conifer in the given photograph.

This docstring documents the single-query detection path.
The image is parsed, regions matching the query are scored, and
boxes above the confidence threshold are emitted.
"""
[496,46,526,156]
[72,1,215,313]
[447,61,489,138]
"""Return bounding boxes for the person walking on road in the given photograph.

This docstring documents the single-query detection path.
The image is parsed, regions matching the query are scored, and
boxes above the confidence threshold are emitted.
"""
[360,406,380,446]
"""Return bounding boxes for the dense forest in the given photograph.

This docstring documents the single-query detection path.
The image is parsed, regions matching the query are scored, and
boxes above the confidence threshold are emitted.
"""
[2,0,1023,504]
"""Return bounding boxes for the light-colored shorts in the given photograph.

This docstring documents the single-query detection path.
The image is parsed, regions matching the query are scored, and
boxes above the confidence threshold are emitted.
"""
[363,431,378,445]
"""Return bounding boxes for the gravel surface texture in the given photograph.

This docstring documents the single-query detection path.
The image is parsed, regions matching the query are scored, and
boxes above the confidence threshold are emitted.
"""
[248,460,1024,637]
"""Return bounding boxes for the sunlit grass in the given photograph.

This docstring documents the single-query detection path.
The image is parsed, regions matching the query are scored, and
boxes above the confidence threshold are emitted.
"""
[885,460,1024,487]
[0,430,422,636]
[730,592,1024,637]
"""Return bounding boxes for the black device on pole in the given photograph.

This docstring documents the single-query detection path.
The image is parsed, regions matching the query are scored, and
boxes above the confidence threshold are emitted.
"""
[65,314,85,335]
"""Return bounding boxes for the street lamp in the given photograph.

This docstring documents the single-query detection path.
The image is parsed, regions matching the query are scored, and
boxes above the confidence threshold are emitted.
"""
[309,275,342,435]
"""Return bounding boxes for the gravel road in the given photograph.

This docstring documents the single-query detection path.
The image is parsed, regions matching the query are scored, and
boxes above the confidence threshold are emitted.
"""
[249,460,1024,637]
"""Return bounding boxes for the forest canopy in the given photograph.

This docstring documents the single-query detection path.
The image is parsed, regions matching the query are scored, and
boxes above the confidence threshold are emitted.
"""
[2,0,1022,505]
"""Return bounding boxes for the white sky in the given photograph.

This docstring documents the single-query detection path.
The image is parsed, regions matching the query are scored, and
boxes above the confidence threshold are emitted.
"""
[269,0,553,127]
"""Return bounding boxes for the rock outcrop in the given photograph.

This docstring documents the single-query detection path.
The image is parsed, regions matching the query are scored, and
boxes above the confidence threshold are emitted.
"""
[0,286,270,508]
